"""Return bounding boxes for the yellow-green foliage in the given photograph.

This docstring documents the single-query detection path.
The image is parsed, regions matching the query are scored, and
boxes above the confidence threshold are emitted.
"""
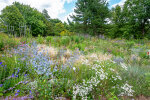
[37,34,45,44]
[59,29,74,36]
[0,33,19,51]
[54,22,73,36]
[0,33,9,39]
[46,36,53,43]
[54,22,65,35]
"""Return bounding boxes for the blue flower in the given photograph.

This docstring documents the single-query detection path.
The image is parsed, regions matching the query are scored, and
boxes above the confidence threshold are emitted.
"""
[29,90,32,94]
[17,90,20,93]
[0,84,3,87]
[0,62,2,65]
[21,57,26,61]
[8,87,13,91]
[12,74,15,78]
[15,93,19,96]
[24,74,27,77]
[16,75,18,77]
[17,68,20,74]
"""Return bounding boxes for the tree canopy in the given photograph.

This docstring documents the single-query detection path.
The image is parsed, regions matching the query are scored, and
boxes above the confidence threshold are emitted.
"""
[109,0,150,39]
[0,2,70,36]
[71,0,110,35]
[0,0,150,39]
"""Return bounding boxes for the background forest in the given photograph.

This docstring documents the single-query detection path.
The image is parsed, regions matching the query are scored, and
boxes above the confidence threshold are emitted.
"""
[0,0,150,39]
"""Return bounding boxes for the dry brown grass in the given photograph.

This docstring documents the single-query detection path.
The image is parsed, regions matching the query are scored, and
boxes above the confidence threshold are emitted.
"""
[37,44,112,66]
[37,44,58,59]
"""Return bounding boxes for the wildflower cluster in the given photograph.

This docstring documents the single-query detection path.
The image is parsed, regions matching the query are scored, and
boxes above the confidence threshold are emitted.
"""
[119,83,134,96]
[11,42,56,76]
[73,62,134,99]
[0,61,30,98]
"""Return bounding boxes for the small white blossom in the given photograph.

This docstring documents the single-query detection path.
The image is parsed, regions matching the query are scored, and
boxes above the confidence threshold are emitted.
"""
[73,67,76,71]
[120,63,128,70]
[119,83,134,96]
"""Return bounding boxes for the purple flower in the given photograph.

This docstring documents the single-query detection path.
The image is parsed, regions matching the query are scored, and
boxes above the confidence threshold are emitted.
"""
[24,81,29,84]
[24,74,27,77]
[16,75,18,77]
[8,87,13,91]
[29,90,32,94]
[29,95,33,98]
[11,74,15,78]
[0,84,3,87]
[9,96,12,100]
[15,93,18,96]
[18,81,23,84]
[17,68,20,74]
[0,62,2,65]
[21,57,25,61]
[17,90,20,93]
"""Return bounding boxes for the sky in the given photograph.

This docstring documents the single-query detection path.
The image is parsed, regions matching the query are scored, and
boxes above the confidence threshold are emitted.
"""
[0,0,126,22]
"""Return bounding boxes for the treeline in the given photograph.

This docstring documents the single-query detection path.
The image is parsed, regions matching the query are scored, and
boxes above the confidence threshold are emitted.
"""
[69,0,150,39]
[0,0,150,39]
[0,2,72,36]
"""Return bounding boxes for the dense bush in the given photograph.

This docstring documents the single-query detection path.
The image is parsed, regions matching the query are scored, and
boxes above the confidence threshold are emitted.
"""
[46,36,53,43]
[36,35,45,44]
[60,36,71,46]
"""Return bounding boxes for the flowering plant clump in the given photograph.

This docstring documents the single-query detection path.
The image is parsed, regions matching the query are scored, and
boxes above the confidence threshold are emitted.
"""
[73,62,134,100]
[10,41,56,76]
[0,41,57,98]
[0,61,30,97]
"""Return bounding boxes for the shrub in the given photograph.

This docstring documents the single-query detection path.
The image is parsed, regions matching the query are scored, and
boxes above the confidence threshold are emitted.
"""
[126,41,135,49]
[37,35,45,44]
[78,43,86,51]
[46,36,53,43]
[60,30,74,36]
[60,36,71,46]
[70,36,80,43]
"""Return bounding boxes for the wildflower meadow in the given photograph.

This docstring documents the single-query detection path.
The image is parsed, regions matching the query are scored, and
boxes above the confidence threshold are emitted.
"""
[0,33,150,100]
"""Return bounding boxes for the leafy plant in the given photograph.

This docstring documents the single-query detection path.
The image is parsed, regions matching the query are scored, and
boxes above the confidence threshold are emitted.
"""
[145,73,150,91]
[46,36,53,43]
[37,35,45,44]
[60,36,71,46]
[33,78,52,100]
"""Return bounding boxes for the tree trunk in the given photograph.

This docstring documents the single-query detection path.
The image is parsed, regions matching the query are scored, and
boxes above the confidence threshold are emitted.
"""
[142,27,145,36]
[141,19,146,36]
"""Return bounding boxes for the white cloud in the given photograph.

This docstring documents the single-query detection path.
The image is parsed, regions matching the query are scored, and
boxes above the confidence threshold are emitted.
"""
[61,7,76,22]
[0,0,74,19]
[62,12,74,22]
[111,0,126,8]
[63,0,73,3]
